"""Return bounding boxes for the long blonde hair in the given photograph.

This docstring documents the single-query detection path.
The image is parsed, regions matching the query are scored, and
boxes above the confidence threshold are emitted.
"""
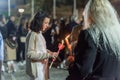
[84,0,120,55]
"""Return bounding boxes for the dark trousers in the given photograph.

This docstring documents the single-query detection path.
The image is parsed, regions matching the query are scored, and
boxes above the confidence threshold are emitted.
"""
[16,43,25,62]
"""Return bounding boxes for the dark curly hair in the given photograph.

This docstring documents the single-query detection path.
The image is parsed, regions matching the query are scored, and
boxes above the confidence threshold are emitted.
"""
[30,11,50,33]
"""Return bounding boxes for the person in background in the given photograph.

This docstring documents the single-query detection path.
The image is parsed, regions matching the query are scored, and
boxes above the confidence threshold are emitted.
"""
[6,15,17,39]
[65,18,83,66]
[26,19,31,33]
[66,16,81,33]
[25,11,58,80]
[0,32,4,80]
[17,17,28,65]
[43,19,59,52]
[6,15,17,73]
[70,17,84,53]
[43,23,53,52]
[57,18,67,69]
[50,19,59,51]
[67,0,120,80]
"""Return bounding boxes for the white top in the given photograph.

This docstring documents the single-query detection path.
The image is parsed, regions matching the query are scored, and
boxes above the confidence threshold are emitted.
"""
[35,31,47,80]
[36,31,47,54]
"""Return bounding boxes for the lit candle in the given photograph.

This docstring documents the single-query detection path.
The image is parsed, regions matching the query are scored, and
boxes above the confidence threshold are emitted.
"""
[62,40,64,45]
[65,35,70,40]
[65,34,72,53]
[49,40,65,69]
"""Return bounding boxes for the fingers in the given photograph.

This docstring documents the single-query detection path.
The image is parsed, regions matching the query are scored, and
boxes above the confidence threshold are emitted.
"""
[48,51,59,58]
[52,52,59,58]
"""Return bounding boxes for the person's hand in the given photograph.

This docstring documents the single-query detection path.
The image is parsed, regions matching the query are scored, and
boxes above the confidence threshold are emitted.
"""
[58,43,65,51]
[52,52,59,58]
[12,36,16,41]
[67,55,74,62]
[49,51,59,58]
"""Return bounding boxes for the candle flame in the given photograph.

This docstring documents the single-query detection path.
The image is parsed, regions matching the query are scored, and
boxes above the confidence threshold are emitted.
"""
[65,35,70,40]
[65,34,72,53]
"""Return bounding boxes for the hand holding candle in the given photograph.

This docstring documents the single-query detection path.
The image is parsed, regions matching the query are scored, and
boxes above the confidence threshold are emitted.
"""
[49,40,65,69]
[58,40,65,52]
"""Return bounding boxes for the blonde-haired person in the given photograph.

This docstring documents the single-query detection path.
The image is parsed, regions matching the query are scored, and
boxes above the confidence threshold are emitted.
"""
[66,0,120,80]
[25,11,58,80]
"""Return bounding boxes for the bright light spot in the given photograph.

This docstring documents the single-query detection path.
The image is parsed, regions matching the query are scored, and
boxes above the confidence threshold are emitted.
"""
[18,8,24,13]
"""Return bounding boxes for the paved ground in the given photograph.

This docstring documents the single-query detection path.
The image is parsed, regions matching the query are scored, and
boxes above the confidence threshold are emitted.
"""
[1,63,68,80]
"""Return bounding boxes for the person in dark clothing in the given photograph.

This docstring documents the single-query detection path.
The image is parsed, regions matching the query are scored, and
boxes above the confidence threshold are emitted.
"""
[6,15,17,38]
[43,26,53,51]
[57,18,67,68]
[5,15,17,73]
[66,16,80,33]
[66,0,120,80]
[50,19,59,51]
[17,17,28,64]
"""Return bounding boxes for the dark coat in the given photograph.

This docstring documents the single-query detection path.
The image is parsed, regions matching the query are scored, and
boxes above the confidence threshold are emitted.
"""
[17,25,28,43]
[6,20,17,38]
[67,30,120,80]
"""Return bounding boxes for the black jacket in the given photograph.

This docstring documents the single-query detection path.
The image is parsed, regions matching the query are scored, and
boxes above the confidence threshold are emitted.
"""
[67,30,120,80]
[6,20,17,38]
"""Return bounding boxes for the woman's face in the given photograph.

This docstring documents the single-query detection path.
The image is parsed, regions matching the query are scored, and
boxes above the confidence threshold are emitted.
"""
[42,17,50,31]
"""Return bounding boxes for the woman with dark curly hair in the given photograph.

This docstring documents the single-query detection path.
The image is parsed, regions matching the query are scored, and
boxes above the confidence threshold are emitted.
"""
[25,11,58,80]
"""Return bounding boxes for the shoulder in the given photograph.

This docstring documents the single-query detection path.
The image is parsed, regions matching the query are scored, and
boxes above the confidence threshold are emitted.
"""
[79,30,90,38]
[72,25,83,33]
[27,31,38,41]
[78,29,95,44]
[31,31,37,37]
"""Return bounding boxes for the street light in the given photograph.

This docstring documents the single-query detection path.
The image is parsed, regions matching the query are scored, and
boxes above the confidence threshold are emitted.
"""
[18,8,24,14]
[8,0,11,16]
[18,8,24,17]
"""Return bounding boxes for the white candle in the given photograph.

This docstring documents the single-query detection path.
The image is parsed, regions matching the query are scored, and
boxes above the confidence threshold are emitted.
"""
[62,40,64,45]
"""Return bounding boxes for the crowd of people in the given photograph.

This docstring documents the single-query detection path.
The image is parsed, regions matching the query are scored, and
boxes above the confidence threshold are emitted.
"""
[0,9,82,80]
[1,0,120,80]
[0,15,29,74]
